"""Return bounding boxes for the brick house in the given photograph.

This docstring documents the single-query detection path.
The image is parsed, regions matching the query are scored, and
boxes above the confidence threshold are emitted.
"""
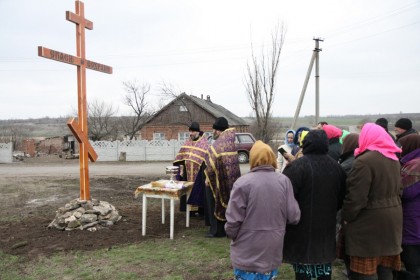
[141,93,249,141]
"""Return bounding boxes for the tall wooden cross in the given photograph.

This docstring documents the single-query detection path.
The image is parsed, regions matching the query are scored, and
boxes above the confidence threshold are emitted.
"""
[38,1,112,200]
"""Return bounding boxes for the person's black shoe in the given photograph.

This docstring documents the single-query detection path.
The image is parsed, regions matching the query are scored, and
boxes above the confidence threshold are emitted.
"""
[189,211,197,217]
[205,233,216,238]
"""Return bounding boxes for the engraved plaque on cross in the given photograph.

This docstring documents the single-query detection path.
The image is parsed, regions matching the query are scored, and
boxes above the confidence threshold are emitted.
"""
[38,0,112,200]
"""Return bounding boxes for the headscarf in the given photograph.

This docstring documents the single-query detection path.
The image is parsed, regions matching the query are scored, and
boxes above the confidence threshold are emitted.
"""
[322,124,342,139]
[354,123,401,161]
[340,129,351,144]
[399,134,420,157]
[302,130,329,155]
[293,127,310,146]
[399,134,420,188]
[250,140,277,170]
[300,130,309,145]
[341,133,359,155]
[284,129,295,147]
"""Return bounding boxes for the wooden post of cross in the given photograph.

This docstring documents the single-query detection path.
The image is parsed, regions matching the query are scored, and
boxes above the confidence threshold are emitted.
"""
[38,0,112,200]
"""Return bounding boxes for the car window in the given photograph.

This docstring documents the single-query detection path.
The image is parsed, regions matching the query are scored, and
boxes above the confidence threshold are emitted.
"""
[237,134,254,143]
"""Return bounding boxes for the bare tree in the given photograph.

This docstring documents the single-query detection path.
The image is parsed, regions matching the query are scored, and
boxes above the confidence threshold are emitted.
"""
[121,81,153,140]
[0,120,33,150]
[88,99,119,141]
[245,23,286,143]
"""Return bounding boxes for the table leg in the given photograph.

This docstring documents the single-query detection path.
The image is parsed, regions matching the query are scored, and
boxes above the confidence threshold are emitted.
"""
[142,194,147,236]
[186,196,190,228]
[161,198,165,224]
[170,198,174,239]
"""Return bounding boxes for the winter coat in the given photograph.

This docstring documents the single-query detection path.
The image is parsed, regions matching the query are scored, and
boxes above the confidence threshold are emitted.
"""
[400,148,420,245]
[225,165,301,273]
[328,137,342,161]
[277,144,292,173]
[283,130,346,264]
[338,133,359,176]
[342,150,403,257]
[396,128,419,142]
[338,151,355,175]
[322,125,343,161]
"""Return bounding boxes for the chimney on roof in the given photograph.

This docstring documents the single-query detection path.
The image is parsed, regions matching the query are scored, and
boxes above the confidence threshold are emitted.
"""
[201,94,203,99]
[206,95,211,102]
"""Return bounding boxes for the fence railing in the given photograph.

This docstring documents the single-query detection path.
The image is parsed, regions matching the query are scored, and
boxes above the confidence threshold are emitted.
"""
[0,142,13,163]
[91,139,184,161]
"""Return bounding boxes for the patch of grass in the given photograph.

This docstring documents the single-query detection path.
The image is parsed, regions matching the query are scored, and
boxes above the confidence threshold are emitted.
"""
[0,230,348,280]
[0,251,22,280]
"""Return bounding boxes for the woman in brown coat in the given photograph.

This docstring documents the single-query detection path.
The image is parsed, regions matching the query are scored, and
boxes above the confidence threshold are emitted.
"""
[342,123,403,280]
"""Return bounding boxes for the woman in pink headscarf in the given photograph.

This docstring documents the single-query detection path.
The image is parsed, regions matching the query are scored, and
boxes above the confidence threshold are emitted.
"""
[342,123,403,280]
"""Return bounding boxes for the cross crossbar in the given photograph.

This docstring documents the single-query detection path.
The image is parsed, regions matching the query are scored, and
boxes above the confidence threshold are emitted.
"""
[66,11,93,29]
[38,47,112,74]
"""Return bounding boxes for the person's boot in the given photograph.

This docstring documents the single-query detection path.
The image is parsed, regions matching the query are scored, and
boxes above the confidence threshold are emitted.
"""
[377,266,394,280]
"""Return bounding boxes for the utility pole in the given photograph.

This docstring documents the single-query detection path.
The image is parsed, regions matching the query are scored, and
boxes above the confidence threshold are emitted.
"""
[291,38,323,130]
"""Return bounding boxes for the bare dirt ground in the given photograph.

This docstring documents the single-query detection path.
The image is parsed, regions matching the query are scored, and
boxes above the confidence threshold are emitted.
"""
[0,156,237,259]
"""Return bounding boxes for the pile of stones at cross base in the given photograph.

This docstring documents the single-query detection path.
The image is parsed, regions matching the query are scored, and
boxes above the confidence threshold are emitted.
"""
[48,198,121,232]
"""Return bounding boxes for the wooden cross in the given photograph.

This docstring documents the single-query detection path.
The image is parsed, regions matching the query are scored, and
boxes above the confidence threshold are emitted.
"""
[38,1,112,200]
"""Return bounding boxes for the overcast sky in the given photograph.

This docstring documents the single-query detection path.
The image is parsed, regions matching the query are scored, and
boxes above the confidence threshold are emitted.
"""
[0,0,419,120]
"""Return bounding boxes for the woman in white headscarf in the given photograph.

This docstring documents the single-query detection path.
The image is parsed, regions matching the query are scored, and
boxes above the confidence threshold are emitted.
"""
[277,129,295,172]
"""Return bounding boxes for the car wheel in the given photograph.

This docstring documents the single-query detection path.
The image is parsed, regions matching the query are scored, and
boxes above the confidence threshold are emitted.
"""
[238,152,249,164]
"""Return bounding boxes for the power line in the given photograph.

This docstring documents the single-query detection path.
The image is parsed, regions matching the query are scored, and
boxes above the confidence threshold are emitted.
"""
[324,1,420,38]
[1,3,419,68]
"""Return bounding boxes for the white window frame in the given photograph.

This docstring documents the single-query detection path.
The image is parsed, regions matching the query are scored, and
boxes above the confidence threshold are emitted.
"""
[153,132,165,140]
[178,132,190,142]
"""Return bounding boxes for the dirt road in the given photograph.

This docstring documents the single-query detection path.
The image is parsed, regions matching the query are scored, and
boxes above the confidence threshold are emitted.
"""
[0,158,250,177]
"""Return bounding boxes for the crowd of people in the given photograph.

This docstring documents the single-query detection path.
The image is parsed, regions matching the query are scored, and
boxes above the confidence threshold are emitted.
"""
[173,116,419,280]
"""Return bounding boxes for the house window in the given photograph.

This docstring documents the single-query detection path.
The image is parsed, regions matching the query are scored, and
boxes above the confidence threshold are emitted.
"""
[179,105,187,111]
[178,132,189,142]
[153,132,165,140]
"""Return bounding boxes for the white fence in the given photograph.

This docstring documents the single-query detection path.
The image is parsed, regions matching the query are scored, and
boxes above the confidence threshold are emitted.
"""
[0,142,13,163]
[91,140,184,161]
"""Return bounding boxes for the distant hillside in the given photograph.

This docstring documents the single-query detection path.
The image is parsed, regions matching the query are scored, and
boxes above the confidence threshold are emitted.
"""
[1,113,419,138]
[0,117,71,138]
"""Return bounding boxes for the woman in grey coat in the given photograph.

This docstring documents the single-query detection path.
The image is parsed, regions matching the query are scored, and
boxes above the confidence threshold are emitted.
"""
[225,140,301,280]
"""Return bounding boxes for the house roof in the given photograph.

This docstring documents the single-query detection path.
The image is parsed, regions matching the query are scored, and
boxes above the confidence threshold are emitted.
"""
[146,93,249,126]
